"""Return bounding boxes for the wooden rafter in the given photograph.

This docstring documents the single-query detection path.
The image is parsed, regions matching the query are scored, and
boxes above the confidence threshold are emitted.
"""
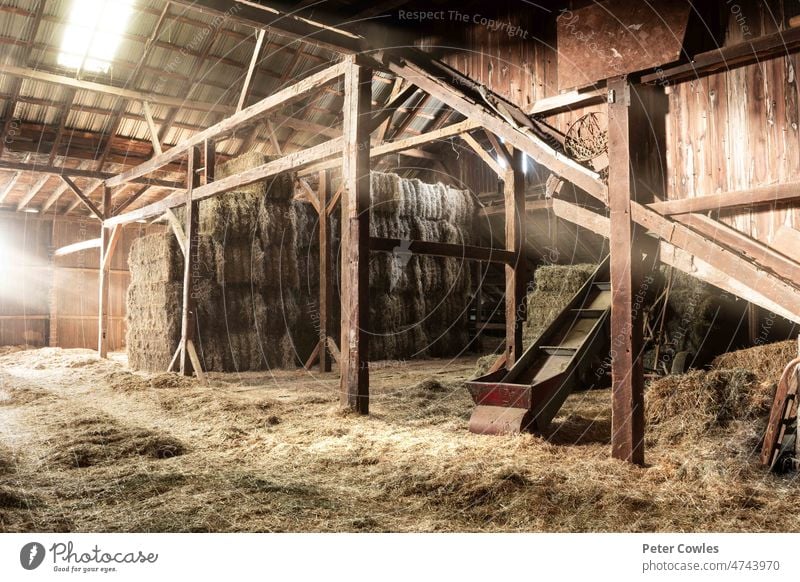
[377,51,607,202]
[48,89,77,166]
[237,28,266,112]
[0,0,45,157]
[15,174,50,211]
[648,180,800,216]
[106,60,348,188]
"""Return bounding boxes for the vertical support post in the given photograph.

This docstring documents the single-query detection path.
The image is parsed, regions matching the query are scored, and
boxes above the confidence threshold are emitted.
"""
[607,76,645,465]
[97,185,112,358]
[504,148,526,366]
[180,147,201,376]
[340,56,371,413]
[319,169,332,372]
[748,303,760,345]
[203,138,215,185]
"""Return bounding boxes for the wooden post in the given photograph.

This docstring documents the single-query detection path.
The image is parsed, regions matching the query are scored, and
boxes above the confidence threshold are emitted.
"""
[180,147,201,376]
[203,138,215,185]
[319,169,332,372]
[607,76,645,466]
[97,185,112,358]
[504,148,526,366]
[340,56,371,413]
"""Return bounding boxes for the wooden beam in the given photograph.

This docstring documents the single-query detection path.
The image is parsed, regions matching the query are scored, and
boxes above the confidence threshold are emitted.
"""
[461,132,504,177]
[504,149,526,366]
[105,137,343,226]
[180,147,201,377]
[607,77,645,466]
[641,26,800,85]
[112,184,151,215]
[369,237,516,264]
[53,238,102,256]
[0,160,181,188]
[675,213,800,285]
[0,172,21,204]
[648,180,800,215]
[371,79,415,140]
[485,129,513,166]
[48,89,77,165]
[0,0,44,158]
[528,87,606,116]
[771,225,800,263]
[378,52,607,203]
[340,56,371,414]
[61,176,103,220]
[15,174,50,211]
[632,201,800,321]
[168,0,362,54]
[0,62,231,115]
[298,179,320,213]
[389,92,430,140]
[266,119,283,155]
[97,2,172,170]
[237,28,266,112]
[552,198,800,324]
[164,209,187,257]
[319,169,332,372]
[302,119,477,175]
[141,101,163,156]
[106,61,348,188]
[97,186,113,358]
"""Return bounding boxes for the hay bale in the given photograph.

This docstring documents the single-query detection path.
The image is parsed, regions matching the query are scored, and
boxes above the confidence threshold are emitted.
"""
[215,152,294,199]
[523,264,596,345]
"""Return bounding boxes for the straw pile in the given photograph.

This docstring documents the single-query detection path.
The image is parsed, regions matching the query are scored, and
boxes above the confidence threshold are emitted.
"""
[367,172,476,359]
[523,263,597,345]
[646,339,796,453]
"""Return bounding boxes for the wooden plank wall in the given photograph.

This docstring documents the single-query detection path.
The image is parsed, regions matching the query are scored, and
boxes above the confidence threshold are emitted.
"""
[0,216,51,346]
[662,1,800,245]
[0,214,152,351]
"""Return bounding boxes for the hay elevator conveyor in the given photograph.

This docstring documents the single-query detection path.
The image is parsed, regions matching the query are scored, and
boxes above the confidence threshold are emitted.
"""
[466,258,611,435]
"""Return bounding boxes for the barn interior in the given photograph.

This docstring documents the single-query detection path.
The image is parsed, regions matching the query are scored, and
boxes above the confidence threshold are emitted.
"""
[2,0,800,532]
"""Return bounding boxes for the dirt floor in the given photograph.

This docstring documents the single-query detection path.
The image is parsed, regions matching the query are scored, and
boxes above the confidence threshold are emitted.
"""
[1,345,799,532]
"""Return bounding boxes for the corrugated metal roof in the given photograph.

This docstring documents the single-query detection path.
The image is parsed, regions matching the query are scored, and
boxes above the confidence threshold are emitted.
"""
[0,0,445,214]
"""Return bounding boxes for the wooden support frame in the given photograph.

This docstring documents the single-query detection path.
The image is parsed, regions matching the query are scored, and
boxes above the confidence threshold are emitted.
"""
[369,238,516,264]
[504,149,526,366]
[106,137,343,226]
[62,176,103,220]
[461,132,504,178]
[0,160,181,189]
[141,101,163,155]
[552,199,800,325]
[339,56,371,414]
[97,186,121,359]
[179,147,202,376]
[16,174,50,211]
[237,28,266,112]
[318,169,333,372]
[0,172,21,204]
[378,52,607,203]
[106,60,348,189]
[648,180,800,216]
[607,77,645,466]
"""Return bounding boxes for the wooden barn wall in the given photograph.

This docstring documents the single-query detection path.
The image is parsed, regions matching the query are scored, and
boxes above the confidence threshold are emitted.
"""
[0,216,51,346]
[0,214,153,351]
[663,1,800,246]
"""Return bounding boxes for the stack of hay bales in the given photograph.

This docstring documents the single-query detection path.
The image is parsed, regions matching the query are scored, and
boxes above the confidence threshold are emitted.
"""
[367,172,475,359]
[126,232,184,372]
[293,199,323,361]
[522,263,597,346]
[196,152,299,371]
[126,152,300,372]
